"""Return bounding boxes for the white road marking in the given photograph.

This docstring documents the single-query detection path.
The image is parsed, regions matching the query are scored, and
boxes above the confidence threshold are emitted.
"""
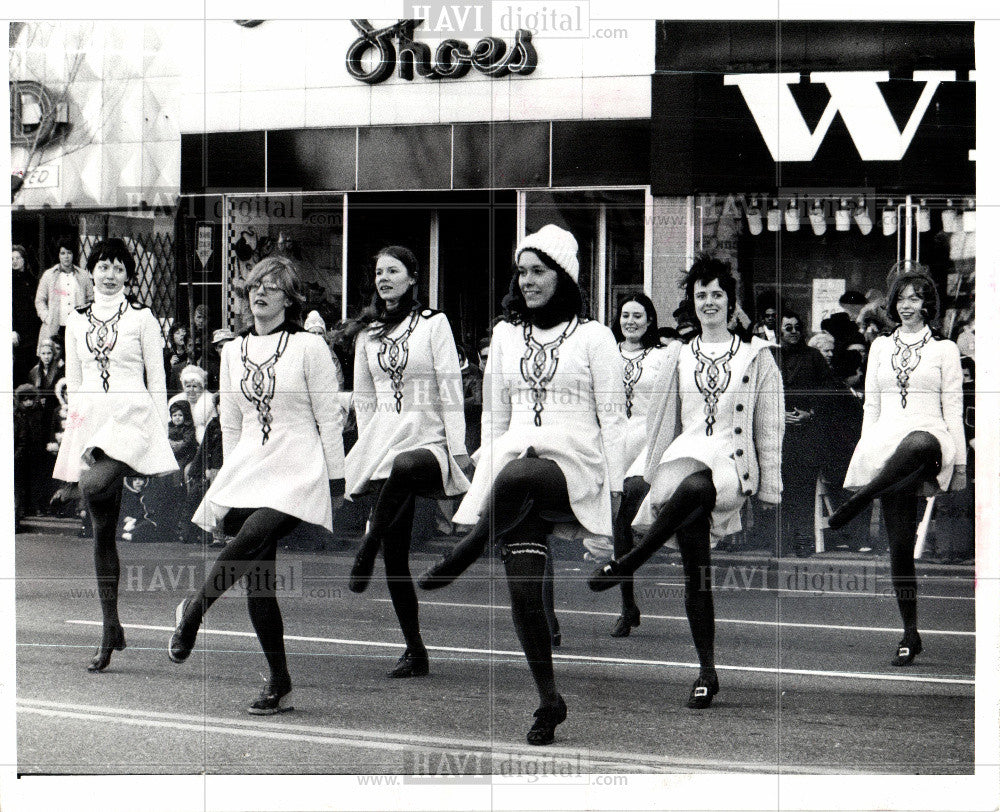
[371,598,976,637]
[62,620,975,686]
[17,698,821,774]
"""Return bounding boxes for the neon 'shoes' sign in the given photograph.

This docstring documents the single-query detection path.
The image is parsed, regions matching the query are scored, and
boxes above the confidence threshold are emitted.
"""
[346,19,538,84]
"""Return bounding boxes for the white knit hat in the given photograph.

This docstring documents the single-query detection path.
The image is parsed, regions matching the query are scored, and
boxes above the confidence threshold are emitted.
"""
[304,310,327,333]
[515,224,580,283]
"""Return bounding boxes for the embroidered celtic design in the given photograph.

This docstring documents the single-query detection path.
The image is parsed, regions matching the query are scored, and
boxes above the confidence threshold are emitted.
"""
[519,318,578,427]
[240,331,290,445]
[890,329,931,408]
[375,311,420,414]
[84,301,129,393]
[621,346,653,419]
[692,335,741,436]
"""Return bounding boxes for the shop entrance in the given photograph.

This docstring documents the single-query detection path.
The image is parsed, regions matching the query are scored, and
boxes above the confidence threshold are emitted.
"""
[346,191,516,357]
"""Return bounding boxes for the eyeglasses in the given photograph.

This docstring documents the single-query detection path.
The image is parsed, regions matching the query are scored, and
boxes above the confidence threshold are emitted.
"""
[782,324,801,333]
[248,281,283,295]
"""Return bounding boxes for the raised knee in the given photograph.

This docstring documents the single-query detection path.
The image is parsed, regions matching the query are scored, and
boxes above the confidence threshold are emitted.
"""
[494,459,533,497]
[678,470,715,503]
[903,431,940,456]
[79,469,112,501]
[390,451,424,483]
[623,475,648,501]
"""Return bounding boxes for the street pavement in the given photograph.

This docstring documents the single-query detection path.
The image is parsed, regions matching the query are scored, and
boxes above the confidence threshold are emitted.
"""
[15,527,975,776]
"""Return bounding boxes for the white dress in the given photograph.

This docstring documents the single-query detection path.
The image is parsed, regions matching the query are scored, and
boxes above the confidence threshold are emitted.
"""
[53,290,177,482]
[193,324,345,532]
[633,335,757,541]
[844,327,965,491]
[452,318,627,538]
[620,344,668,479]
[345,310,470,498]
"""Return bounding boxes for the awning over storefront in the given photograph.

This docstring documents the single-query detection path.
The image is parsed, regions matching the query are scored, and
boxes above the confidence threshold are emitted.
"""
[651,21,975,196]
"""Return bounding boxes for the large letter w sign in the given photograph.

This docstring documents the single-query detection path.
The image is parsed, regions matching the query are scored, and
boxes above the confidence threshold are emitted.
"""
[724,71,970,162]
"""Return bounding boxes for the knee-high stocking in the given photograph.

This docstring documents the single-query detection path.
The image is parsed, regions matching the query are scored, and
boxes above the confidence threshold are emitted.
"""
[676,515,715,672]
[618,469,716,577]
[829,431,941,530]
[882,489,920,632]
[421,456,569,588]
[504,519,559,707]
[542,554,559,640]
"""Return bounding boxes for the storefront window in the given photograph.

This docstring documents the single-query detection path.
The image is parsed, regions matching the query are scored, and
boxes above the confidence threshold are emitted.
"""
[522,189,647,324]
[719,194,975,339]
[345,193,431,319]
[225,193,345,333]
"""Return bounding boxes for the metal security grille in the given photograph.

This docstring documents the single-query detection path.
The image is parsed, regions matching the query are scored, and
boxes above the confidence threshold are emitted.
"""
[78,231,176,340]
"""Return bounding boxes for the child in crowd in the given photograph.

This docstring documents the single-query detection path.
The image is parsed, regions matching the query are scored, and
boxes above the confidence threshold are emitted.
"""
[166,400,199,542]
[184,406,224,545]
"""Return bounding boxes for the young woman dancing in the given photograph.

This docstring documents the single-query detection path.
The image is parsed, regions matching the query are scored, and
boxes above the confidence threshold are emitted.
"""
[345,246,472,678]
[588,256,783,709]
[827,269,966,665]
[608,293,668,638]
[169,256,345,714]
[419,224,626,745]
[52,238,178,671]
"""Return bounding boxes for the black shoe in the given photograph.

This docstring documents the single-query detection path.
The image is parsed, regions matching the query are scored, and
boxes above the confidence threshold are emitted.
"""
[610,606,641,638]
[892,632,923,667]
[587,559,627,592]
[551,630,562,648]
[348,532,381,594]
[167,597,198,664]
[87,624,126,672]
[827,496,865,531]
[526,695,567,746]
[687,671,719,709]
[247,676,293,715]
[388,648,429,678]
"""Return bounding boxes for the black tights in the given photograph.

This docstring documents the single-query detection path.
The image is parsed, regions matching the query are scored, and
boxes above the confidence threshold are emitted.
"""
[620,469,717,671]
[832,431,942,631]
[883,490,921,632]
[372,449,444,652]
[613,476,651,613]
[183,507,300,681]
[78,455,129,631]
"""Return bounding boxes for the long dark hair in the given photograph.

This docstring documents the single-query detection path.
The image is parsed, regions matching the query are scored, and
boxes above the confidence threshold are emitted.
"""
[360,245,421,337]
[501,250,584,328]
[887,271,940,326]
[611,293,659,348]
